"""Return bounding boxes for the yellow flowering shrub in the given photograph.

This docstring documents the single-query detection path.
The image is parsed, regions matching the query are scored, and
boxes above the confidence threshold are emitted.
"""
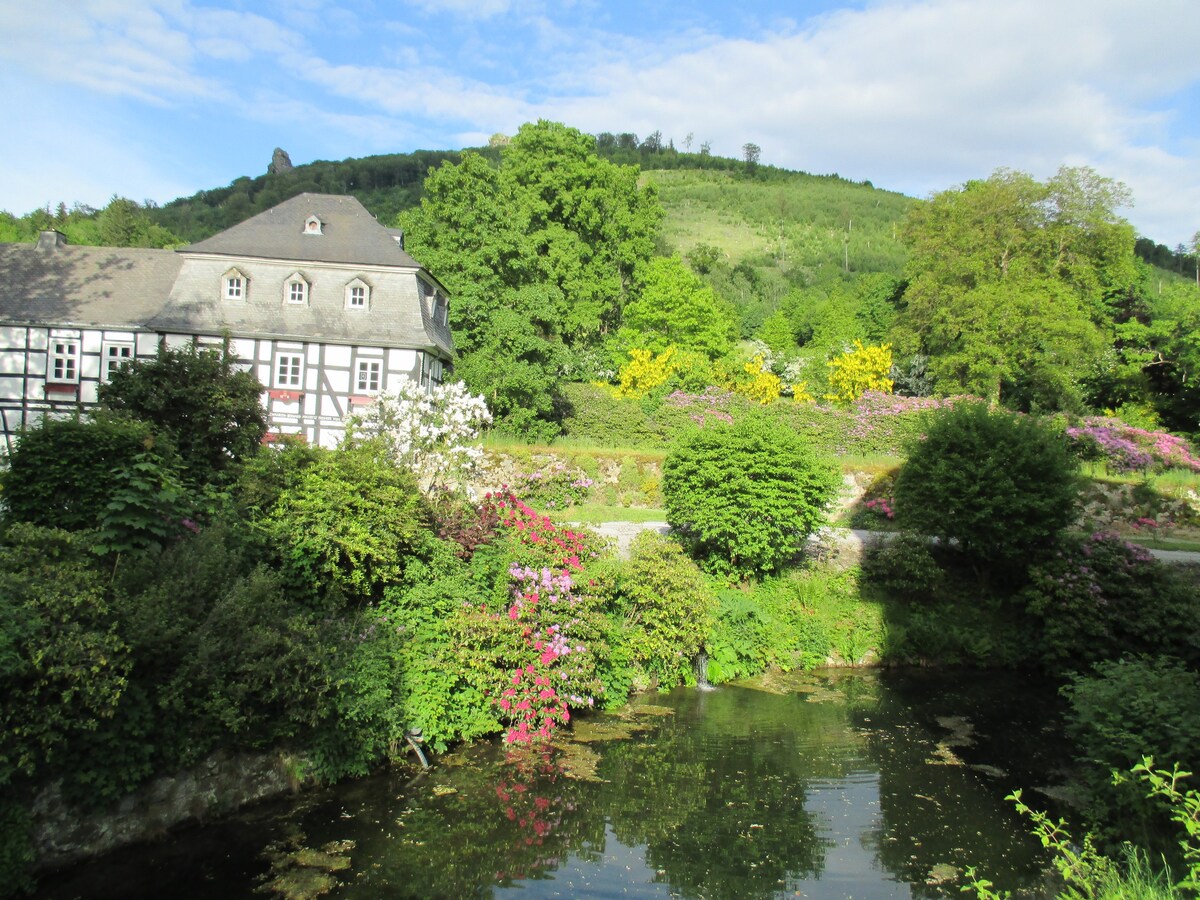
[791,381,815,404]
[735,356,782,405]
[825,341,894,405]
[615,347,680,399]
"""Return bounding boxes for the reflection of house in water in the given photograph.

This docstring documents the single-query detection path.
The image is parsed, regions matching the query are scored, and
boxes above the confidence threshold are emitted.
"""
[0,194,454,451]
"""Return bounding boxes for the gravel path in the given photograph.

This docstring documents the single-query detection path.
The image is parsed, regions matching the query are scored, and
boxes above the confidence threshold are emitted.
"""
[580,520,1200,565]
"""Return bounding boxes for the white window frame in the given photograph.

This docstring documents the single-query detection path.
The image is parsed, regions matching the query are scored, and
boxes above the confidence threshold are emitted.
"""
[101,341,134,381]
[346,282,368,310]
[275,353,303,388]
[284,273,309,306]
[356,359,382,393]
[49,340,80,384]
[225,276,243,300]
[304,215,323,235]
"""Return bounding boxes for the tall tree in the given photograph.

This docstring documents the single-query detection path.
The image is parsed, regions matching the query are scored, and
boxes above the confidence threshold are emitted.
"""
[895,166,1136,409]
[618,256,737,360]
[501,121,663,341]
[743,143,761,174]
[400,120,664,434]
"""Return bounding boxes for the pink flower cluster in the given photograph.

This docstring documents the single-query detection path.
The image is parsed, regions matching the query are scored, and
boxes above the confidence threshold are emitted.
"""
[864,497,894,519]
[665,387,736,409]
[485,491,597,744]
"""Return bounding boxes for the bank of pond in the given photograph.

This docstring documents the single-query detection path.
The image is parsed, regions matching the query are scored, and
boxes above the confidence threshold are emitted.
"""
[34,669,1065,899]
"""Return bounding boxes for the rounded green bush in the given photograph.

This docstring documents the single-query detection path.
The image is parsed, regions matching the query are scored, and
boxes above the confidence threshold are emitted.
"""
[893,402,1080,568]
[662,415,839,579]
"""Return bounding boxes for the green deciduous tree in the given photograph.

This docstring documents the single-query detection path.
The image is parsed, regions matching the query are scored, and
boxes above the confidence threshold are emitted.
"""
[400,120,664,434]
[97,197,180,249]
[896,166,1137,410]
[758,308,796,353]
[618,256,737,360]
[1122,276,1200,433]
[925,278,1104,410]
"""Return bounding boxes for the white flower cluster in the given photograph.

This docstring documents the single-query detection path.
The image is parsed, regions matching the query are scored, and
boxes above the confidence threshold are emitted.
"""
[353,379,492,490]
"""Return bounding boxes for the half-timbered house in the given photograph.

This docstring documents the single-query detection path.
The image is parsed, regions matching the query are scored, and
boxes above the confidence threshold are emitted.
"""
[0,194,454,451]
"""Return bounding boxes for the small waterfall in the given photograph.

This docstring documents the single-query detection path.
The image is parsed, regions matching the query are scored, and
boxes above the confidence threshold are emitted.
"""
[694,651,715,691]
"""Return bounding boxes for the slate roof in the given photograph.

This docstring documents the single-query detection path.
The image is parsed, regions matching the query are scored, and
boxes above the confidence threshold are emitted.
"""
[185,193,421,268]
[0,243,180,328]
[148,271,454,356]
[0,194,454,357]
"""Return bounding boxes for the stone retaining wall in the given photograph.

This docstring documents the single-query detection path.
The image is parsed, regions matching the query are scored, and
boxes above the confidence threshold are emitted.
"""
[32,751,305,869]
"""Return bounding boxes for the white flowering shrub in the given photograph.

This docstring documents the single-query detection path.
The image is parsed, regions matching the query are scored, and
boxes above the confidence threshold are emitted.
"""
[351,379,492,491]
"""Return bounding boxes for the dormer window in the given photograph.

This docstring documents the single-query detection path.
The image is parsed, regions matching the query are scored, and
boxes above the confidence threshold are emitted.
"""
[345,278,370,310]
[284,273,309,305]
[223,268,249,301]
[304,215,323,235]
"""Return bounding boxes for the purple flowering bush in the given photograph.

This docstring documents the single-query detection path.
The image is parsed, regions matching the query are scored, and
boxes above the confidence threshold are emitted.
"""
[1021,532,1200,666]
[1067,417,1200,474]
[560,382,975,457]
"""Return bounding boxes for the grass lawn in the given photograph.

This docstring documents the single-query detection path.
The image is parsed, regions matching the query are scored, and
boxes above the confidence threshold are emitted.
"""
[559,505,667,524]
[1118,532,1200,553]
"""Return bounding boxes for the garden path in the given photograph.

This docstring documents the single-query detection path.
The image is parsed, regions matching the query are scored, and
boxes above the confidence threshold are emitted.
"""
[581,520,1200,565]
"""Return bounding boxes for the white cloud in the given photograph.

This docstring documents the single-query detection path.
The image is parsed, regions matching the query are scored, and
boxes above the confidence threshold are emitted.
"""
[294,58,534,123]
[0,1,227,104]
[529,0,1200,241]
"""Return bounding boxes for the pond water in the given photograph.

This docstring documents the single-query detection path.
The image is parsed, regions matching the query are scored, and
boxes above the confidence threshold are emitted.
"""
[36,669,1067,899]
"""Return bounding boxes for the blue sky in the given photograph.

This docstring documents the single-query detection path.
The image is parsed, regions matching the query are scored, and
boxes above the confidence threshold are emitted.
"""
[3,0,1199,247]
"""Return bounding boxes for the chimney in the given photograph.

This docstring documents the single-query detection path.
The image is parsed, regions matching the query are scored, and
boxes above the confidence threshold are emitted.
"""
[36,230,67,251]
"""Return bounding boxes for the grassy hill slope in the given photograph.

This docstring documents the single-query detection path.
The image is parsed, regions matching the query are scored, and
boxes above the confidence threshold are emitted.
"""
[646,167,913,281]
[141,145,916,289]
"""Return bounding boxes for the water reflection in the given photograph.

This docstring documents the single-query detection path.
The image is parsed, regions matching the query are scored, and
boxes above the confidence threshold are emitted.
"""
[35,670,1059,899]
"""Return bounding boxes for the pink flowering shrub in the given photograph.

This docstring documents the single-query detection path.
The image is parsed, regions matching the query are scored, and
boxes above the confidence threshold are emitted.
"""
[848,469,900,529]
[863,497,894,520]
[491,748,587,882]
[1067,417,1200,474]
[462,491,606,744]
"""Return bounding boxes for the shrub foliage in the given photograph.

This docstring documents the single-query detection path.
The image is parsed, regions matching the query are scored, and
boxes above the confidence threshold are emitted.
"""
[893,402,1080,567]
[662,415,839,578]
[98,342,266,484]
